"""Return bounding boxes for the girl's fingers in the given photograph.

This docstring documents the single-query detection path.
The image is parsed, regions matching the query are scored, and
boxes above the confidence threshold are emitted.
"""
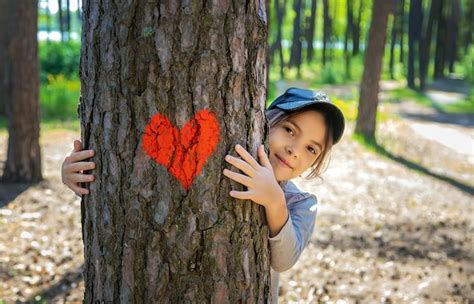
[229,190,251,200]
[67,150,95,163]
[73,140,83,152]
[65,161,96,173]
[258,145,272,169]
[223,169,253,188]
[70,184,89,195]
[234,144,260,170]
[225,155,255,177]
[70,173,95,183]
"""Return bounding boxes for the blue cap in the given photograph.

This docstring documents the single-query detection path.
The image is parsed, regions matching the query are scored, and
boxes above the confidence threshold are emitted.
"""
[267,87,345,145]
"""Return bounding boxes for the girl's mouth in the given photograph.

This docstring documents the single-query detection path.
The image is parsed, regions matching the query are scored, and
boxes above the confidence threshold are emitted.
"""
[275,154,292,169]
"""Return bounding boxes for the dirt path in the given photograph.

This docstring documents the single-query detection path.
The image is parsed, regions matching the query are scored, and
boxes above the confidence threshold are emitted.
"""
[0,81,472,302]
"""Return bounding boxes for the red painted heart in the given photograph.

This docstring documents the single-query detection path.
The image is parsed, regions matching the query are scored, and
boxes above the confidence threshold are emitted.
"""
[141,109,220,190]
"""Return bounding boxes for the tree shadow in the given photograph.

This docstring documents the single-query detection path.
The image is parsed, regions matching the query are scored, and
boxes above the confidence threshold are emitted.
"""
[0,182,31,208]
[313,219,473,263]
[359,135,474,196]
[398,111,474,127]
[25,265,84,303]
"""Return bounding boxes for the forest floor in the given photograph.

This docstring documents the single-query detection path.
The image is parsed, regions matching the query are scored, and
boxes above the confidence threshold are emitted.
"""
[0,80,472,303]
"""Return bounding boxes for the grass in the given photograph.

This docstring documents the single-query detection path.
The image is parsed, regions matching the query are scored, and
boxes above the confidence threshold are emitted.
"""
[387,87,474,114]
[0,117,80,136]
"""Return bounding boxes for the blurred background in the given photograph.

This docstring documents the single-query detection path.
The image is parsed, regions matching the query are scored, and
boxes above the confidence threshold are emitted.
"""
[0,0,472,302]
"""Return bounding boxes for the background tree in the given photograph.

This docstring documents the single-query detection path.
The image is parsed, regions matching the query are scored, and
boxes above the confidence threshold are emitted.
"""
[0,0,42,183]
[289,0,304,76]
[355,0,394,140]
[80,1,270,302]
[306,0,318,62]
[407,0,422,89]
[322,0,331,65]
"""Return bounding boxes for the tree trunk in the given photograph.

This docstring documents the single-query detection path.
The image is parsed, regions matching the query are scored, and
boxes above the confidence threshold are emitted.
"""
[1,0,42,183]
[76,0,81,22]
[463,1,473,54]
[46,2,51,42]
[66,0,71,41]
[275,0,287,78]
[345,0,354,79]
[446,0,460,73]
[433,0,446,79]
[419,0,440,90]
[306,0,318,62]
[57,0,64,42]
[389,0,400,80]
[0,1,8,118]
[289,0,303,76]
[355,0,394,140]
[399,0,406,64]
[407,0,422,89]
[352,0,363,56]
[322,0,330,65]
[80,1,270,302]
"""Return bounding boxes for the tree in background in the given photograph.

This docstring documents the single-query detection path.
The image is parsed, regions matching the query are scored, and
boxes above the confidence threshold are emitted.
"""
[289,0,304,76]
[0,0,42,183]
[80,1,270,302]
[306,0,318,62]
[355,0,394,140]
[407,0,422,89]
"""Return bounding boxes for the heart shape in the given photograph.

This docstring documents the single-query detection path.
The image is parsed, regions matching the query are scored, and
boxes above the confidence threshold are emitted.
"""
[141,109,220,190]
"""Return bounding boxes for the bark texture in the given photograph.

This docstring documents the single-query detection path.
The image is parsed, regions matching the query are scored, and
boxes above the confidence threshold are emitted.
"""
[80,1,270,303]
[1,0,42,183]
[355,0,394,139]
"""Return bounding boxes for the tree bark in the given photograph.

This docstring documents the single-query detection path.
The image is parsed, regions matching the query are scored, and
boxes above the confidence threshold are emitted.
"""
[80,1,270,302]
[355,0,394,140]
[1,0,42,183]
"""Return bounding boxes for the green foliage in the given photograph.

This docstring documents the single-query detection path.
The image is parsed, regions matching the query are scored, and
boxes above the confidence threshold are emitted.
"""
[320,65,338,84]
[462,46,474,83]
[39,40,81,83]
[40,74,80,120]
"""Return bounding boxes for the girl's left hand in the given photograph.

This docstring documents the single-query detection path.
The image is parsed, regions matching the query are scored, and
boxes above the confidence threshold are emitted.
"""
[223,144,284,208]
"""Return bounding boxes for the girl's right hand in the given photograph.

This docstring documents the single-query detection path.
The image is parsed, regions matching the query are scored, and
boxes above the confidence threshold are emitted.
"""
[61,139,96,196]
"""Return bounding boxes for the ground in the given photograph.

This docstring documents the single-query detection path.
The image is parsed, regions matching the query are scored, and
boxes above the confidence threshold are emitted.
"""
[0,82,472,303]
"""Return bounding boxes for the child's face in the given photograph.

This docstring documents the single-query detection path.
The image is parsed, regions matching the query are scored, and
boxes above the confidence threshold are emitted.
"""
[268,110,327,181]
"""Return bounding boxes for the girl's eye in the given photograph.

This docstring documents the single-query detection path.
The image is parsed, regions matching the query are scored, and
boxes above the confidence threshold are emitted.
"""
[307,147,317,155]
[285,127,294,135]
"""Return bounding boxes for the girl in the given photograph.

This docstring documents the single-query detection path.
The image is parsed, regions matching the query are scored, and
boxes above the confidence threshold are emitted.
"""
[61,87,345,303]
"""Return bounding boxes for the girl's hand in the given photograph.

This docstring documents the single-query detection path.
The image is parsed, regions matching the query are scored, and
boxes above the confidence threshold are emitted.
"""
[61,140,96,196]
[223,144,284,208]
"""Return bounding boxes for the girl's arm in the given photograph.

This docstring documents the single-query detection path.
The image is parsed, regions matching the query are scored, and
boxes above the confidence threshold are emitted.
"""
[263,192,289,237]
[222,144,318,271]
[267,195,317,272]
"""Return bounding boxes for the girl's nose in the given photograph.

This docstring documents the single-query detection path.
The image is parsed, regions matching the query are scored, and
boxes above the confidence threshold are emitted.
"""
[285,145,298,158]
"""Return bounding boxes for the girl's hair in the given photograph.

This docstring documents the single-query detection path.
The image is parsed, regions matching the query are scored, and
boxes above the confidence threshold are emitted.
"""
[270,106,334,181]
